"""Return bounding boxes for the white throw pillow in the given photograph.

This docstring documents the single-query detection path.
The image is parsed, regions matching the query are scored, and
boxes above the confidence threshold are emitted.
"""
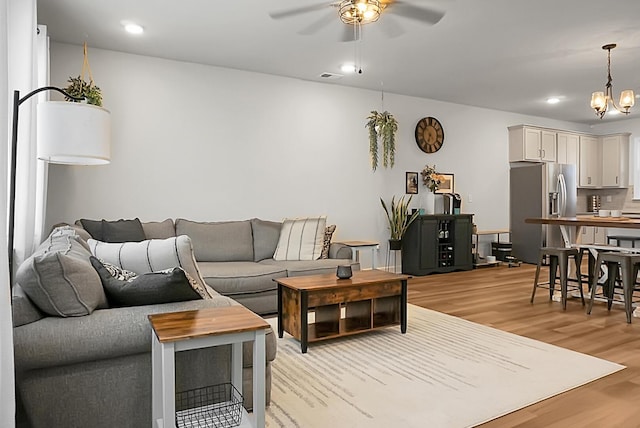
[273,216,327,261]
[87,235,213,298]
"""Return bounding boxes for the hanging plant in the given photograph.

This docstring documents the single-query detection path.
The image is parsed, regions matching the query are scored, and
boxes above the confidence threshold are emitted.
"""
[366,110,398,171]
[63,42,103,106]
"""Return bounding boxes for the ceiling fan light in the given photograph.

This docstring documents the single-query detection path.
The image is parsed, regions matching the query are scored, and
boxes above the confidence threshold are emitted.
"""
[620,90,635,109]
[591,92,606,110]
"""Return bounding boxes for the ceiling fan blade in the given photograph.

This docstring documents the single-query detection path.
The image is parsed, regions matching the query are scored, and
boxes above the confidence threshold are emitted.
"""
[378,15,405,39]
[269,2,334,20]
[386,1,445,25]
[299,10,336,35]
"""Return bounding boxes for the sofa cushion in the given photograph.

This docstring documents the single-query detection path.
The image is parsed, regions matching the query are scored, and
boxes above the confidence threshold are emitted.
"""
[12,297,257,372]
[102,218,146,243]
[16,227,108,317]
[197,261,285,295]
[90,257,202,307]
[87,236,213,299]
[251,218,282,262]
[260,258,360,277]
[273,216,327,261]
[321,224,336,259]
[142,219,176,239]
[11,285,44,327]
[176,219,254,262]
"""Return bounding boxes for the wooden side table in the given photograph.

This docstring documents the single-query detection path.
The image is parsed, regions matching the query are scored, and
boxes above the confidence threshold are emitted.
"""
[149,305,269,428]
[335,240,380,269]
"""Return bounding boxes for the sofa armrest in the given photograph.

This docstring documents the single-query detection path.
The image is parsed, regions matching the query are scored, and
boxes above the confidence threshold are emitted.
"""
[328,243,353,260]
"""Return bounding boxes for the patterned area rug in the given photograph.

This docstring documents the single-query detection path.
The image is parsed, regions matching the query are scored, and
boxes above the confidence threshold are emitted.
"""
[265,304,624,428]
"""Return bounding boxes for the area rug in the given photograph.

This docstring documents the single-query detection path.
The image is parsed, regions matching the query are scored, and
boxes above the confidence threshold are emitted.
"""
[265,304,624,428]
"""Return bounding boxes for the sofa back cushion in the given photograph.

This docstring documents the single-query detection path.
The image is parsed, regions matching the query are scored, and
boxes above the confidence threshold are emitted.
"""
[87,235,213,298]
[142,218,176,239]
[175,219,253,262]
[16,226,108,317]
[251,218,282,261]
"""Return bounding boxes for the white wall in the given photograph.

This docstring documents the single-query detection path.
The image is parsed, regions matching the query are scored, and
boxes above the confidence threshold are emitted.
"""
[46,42,592,266]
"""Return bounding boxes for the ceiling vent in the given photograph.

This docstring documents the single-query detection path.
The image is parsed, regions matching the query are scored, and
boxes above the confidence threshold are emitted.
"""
[319,72,343,80]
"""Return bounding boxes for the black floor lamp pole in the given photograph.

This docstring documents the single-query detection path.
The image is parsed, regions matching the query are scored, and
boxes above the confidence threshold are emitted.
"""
[9,86,83,288]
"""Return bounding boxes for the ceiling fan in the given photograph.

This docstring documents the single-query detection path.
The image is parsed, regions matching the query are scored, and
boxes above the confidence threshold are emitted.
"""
[269,0,446,41]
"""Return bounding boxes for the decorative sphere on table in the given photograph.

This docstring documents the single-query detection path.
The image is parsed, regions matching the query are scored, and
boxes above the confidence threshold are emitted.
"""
[336,265,353,279]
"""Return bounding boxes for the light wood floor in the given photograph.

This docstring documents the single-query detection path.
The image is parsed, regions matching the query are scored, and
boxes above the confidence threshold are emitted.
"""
[406,263,640,428]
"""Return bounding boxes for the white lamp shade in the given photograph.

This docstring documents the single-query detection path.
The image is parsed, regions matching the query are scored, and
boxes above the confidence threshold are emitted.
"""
[620,90,635,109]
[590,91,606,110]
[37,101,111,165]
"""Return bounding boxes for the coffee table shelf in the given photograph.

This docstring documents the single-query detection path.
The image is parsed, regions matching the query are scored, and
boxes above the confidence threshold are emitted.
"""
[275,270,409,353]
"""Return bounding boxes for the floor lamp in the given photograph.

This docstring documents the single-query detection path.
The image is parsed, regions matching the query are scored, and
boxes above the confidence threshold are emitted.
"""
[9,86,111,287]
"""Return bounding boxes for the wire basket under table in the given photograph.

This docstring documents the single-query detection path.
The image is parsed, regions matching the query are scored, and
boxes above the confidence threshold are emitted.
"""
[175,383,243,428]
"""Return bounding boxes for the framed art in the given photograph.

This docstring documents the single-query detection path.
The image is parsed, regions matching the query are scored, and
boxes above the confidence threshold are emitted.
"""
[435,173,454,194]
[406,172,418,194]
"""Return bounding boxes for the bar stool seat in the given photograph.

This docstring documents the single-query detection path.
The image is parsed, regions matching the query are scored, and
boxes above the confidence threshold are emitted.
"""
[530,247,584,310]
[587,252,640,323]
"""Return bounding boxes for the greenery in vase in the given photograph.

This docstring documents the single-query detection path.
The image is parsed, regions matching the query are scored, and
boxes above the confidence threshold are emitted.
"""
[421,164,444,192]
[366,110,398,171]
[64,75,103,106]
[380,195,420,241]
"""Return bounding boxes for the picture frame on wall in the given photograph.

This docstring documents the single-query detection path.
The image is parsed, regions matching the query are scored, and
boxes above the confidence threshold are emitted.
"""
[406,172,418,194]
[435,173,454,194]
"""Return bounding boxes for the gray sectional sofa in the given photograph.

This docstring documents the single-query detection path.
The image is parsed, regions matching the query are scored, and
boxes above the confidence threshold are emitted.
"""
[13,217,358,428]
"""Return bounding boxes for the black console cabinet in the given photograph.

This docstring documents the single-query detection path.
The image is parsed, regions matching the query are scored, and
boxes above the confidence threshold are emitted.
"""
[401,214,474,275]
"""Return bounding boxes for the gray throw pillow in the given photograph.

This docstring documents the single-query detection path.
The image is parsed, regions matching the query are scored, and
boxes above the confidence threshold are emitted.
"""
[16,227,108,317]
[90,257,201,307]
[251,218,282,261]
[80,218,103,240]
[101,218,146,243]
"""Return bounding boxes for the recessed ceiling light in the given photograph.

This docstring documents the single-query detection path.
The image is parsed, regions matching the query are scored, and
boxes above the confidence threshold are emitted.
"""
[546,97,560,104]
[607,109,620,115]
[340,64,357,73]
[122,21,144,35]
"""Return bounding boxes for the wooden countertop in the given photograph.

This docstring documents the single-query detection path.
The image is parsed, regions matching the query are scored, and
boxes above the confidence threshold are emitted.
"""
[525,216,640,229]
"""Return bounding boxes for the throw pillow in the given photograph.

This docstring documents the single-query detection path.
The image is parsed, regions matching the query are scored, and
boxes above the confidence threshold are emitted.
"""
[273,216,327,261]
[90,257,202,307]
[101,218,146,243]
[87,235,214,299]
[141,219,176,239]
[321,224,336,259]
[251,218,282,261]
[16,227,108,317]
[80,218,104,240]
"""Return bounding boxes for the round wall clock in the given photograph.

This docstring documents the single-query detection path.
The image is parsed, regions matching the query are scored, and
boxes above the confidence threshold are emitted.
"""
[415,117,445,153]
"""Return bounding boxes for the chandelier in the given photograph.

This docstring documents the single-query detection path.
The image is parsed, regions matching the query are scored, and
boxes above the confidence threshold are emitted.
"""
[590,44,635,119]
[339,0,382,25]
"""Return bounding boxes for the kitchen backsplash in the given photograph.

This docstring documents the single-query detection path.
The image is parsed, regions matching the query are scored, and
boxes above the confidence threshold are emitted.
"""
[577,187,640,214]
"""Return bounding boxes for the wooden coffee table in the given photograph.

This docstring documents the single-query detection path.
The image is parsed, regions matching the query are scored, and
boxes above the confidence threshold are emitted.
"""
[275,270,409,353]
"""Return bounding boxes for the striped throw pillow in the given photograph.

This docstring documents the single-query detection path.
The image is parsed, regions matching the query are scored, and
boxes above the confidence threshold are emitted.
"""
[273,216,327,261]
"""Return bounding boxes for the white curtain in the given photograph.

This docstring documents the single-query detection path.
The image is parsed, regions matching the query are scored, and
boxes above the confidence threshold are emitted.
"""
[8,0,44,275]
[1,0,15,426]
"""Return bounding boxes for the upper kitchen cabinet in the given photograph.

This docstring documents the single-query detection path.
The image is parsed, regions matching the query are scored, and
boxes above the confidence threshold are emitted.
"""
[579,135,600,188]
[556,132,579,165]
[509,125,556,162]
[600,133,630,188]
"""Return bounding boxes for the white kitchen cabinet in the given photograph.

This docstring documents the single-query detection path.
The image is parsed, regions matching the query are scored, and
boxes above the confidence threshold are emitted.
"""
[579,135,600,187]
[580,226,607,245]
[556,132,579,165]
[509,125,556,162]
[601,134,629,188]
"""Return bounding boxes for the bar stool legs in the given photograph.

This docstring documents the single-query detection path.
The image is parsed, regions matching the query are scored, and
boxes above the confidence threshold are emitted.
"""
[587,252,640,323]
[531,247,584,310]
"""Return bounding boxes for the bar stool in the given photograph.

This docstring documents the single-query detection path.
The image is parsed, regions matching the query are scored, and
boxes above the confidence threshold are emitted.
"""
[587,252,640,323]
[530,247,584,310]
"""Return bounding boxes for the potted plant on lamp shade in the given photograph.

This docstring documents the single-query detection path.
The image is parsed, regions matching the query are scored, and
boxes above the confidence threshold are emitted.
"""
[380,195,420,250]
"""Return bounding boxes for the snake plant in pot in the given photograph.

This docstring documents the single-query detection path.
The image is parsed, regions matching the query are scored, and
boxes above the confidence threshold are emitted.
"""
[380,195,420,250]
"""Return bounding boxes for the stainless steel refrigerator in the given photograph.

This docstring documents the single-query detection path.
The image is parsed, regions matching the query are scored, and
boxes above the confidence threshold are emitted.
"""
[510,162,577,264]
